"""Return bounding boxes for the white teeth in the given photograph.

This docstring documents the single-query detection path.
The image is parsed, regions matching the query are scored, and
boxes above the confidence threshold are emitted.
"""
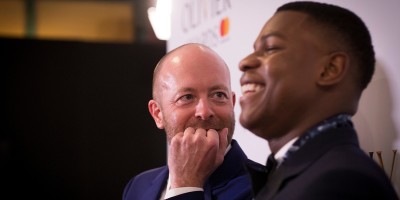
[241,83,263,94]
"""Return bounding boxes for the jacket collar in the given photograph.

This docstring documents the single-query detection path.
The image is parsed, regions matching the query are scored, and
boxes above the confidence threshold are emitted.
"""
[147,167,168,200]
[150,140,248,199]
[207,139,249,188]
[256,126,359,199]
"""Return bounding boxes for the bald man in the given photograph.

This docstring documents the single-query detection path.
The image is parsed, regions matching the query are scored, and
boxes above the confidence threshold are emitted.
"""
[122,43,264,200]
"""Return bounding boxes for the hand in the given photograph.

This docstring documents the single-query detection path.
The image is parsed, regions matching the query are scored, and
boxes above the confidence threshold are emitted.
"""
[167,127,228,189]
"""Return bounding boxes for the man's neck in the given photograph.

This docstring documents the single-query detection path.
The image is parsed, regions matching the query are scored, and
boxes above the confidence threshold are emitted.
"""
[268,133,300,154]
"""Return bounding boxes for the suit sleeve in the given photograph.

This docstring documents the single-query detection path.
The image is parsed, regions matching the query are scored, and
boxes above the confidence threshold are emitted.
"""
[166,191,204,200]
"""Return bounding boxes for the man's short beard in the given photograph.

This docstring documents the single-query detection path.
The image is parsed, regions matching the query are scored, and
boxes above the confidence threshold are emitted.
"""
[164,115,235,145]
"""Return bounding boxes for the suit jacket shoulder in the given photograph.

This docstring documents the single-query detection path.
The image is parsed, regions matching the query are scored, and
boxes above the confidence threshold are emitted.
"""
[255,127,399,200]
[122,166,168,200]
[123,140,265,200]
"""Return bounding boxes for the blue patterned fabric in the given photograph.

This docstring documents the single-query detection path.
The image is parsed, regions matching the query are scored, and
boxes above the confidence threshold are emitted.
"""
[283,114,353,163]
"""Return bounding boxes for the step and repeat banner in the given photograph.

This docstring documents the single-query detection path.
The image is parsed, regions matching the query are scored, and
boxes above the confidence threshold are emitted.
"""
[167,0,400,191]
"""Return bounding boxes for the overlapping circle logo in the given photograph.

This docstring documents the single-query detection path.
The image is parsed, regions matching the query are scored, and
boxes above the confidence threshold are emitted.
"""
[220,17,230,37]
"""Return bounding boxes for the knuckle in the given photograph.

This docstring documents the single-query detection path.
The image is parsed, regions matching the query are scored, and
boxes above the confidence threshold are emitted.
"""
[170,135,182,146]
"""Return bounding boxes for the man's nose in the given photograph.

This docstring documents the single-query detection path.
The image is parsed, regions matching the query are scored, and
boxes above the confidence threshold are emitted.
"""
[195,98,214,120]
[239,53,261,72]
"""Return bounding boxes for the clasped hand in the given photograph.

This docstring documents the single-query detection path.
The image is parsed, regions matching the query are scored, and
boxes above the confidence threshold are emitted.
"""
[168,127,228,189]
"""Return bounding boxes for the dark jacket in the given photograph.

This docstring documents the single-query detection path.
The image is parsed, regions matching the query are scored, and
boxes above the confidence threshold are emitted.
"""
[123,139,265,200]
[251,126,399,200]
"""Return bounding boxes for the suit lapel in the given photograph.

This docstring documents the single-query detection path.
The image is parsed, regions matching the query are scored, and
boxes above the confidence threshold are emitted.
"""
[139,141,246,200]
[256,127,359,199]
[143,167,168,200]
[258,154,312,199]
[206,140,249,197]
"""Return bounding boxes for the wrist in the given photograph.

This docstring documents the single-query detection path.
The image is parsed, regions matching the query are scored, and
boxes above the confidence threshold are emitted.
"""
[169,175,204,188]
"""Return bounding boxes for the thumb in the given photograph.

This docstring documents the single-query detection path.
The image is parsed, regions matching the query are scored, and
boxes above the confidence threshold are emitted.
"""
[218,128,229,156]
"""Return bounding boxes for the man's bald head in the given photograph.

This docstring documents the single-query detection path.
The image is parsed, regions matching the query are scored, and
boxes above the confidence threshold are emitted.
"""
[152,43,231,102]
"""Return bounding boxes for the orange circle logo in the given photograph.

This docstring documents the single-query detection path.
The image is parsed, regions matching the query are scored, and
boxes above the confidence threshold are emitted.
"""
[220,17,230,37]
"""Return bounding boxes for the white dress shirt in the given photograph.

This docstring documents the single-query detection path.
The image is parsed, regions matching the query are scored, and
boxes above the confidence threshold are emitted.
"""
[273,137,299,168]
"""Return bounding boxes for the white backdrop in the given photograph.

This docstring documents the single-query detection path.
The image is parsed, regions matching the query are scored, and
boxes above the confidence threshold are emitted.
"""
[167,0,400,193]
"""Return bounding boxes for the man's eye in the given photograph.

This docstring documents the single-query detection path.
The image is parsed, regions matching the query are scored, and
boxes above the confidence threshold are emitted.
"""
[264,46,280,54]
[212,92,228,100]
[178,94,194,103]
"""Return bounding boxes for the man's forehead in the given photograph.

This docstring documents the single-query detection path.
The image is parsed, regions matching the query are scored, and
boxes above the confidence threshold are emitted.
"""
[263,11,310,32]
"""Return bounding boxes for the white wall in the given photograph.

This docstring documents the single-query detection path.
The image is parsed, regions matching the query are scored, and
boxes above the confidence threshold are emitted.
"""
[168,0,400,193]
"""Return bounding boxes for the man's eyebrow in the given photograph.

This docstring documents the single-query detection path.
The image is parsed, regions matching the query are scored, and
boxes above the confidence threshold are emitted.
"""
[176,87,195,93]
[175,85,229,94]
[209,85,229,92]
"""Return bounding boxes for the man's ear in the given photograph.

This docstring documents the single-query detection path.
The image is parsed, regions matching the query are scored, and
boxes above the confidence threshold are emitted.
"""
[231,91,236,107]
[317,52,349,86]
[148,99,164,129]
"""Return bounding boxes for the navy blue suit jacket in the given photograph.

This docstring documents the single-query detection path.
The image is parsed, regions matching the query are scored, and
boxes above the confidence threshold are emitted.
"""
[122,140,265,200]
[251,126,399,200]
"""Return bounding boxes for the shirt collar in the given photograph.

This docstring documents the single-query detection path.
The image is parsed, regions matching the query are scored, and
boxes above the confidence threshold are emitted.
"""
[224,144,232,155]
[274,137,298,166]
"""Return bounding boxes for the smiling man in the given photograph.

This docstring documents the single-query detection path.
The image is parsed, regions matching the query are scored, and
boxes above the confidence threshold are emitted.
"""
[122,43,265,200]
[239,1,398,200]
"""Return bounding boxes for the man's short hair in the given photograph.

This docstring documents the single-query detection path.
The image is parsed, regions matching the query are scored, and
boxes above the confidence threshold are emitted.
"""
[277,1,375,90]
